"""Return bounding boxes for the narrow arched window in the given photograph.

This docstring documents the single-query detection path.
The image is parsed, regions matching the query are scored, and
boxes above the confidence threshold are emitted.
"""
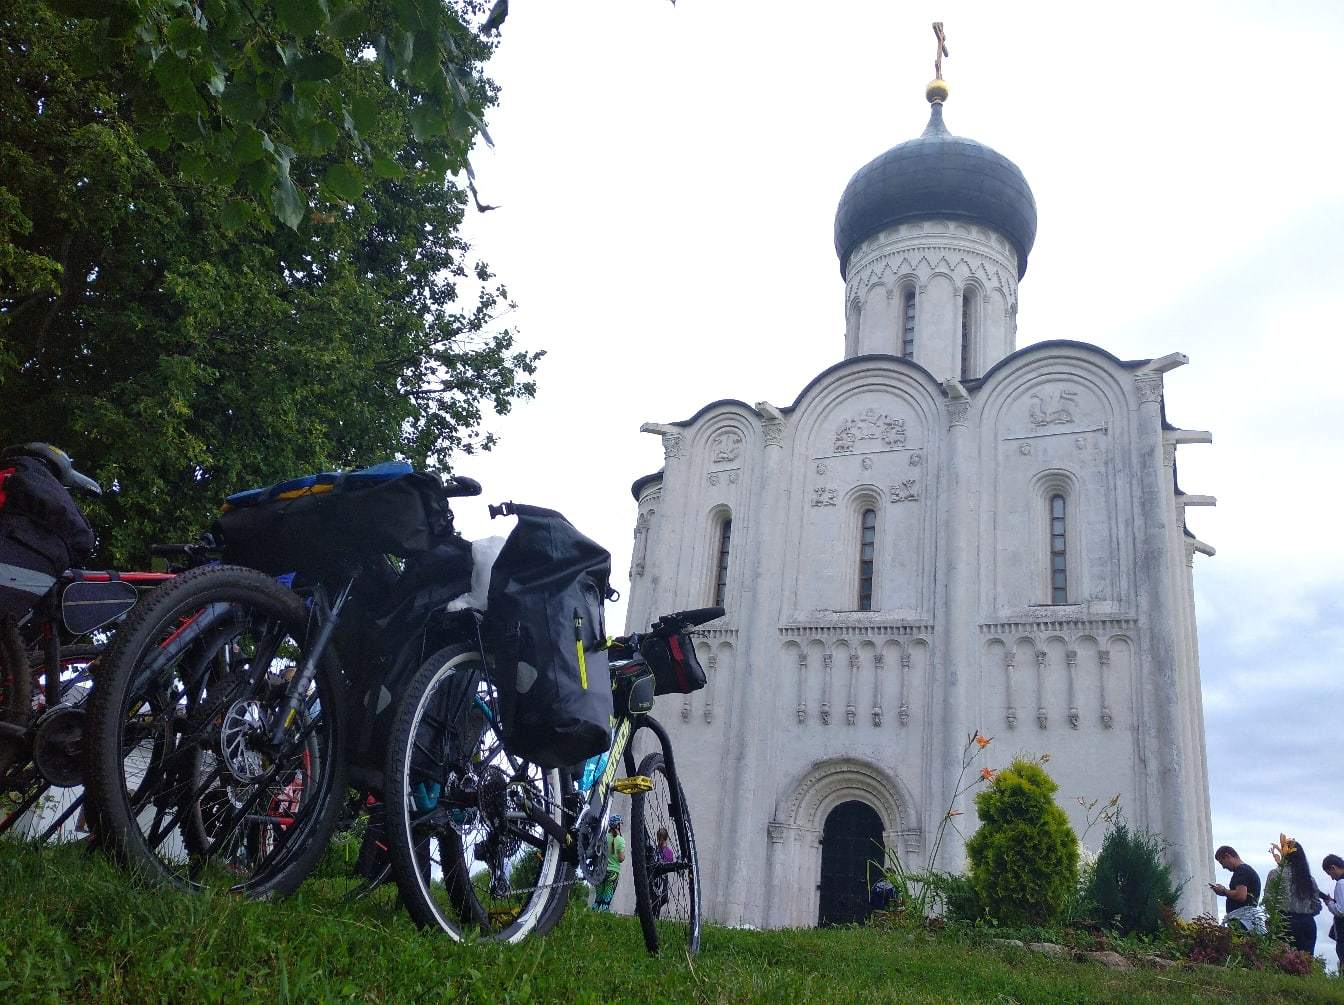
[1049,494,1067,604]
[900,289,916,358]
[713,517,732,607]
[857,508,877,611]
[960,289,975,379]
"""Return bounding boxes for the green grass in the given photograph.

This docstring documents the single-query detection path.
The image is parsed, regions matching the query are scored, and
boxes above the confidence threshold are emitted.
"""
[1,842,1339,1004]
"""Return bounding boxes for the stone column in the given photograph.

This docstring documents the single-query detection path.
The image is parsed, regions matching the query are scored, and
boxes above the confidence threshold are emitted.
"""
[938,394,975,872]
[719,410,788,926]
[1132,373,1194,912]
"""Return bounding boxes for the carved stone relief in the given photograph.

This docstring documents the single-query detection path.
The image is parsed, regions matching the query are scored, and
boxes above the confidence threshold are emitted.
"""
[762,418,784,448]
[835,409,906,453]
[661,432,683,460]
[710,431,743,463]
[889,480,919,503]
[861,456,873,471]
[946,401,970,428]
[1134,375,1164,404]
[1028,389,1078,427]
[630,509,653,577]
[812,487,838,507]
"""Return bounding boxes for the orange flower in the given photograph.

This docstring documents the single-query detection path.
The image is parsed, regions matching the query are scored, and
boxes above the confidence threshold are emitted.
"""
[980,767,995,781]
[976,734,992,749]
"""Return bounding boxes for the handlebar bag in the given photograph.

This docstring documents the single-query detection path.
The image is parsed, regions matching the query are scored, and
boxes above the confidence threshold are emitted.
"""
[641,631,707,696]
[214,461,453,576]
[484,503,613,768]
[0,457,96,618]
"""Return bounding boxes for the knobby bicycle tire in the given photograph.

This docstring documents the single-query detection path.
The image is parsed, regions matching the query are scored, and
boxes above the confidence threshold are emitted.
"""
[84,564,347,897]
[630,748,702,956]
[384,644,570,942]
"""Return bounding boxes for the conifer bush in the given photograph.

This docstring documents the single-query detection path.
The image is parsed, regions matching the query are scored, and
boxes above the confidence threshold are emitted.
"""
[1086,821,1180,935]
[964,757,1078,927]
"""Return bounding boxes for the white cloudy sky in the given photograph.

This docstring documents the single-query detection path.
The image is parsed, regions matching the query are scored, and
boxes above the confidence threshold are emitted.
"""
[446,0,1344,942]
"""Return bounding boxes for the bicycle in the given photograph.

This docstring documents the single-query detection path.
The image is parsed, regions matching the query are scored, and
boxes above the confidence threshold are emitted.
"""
[1,443,177,842]
[82,465,485,896]
[381,605,719,953]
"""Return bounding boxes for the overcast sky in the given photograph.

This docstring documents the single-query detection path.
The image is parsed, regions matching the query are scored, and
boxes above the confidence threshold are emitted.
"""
[445,0,1344,949]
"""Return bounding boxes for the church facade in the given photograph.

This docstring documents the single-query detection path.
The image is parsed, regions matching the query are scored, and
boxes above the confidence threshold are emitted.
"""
[622,79,1216,927]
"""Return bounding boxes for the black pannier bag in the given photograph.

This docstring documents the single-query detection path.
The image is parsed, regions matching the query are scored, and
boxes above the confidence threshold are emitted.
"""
[485,503,614,768]
[0,457,96,618]
[213,461,452,576]
[641,630,708,696]
[343,536,476,787]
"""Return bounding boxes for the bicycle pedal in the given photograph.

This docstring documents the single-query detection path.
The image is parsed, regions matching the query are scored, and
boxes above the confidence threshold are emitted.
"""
[613,775,653,794]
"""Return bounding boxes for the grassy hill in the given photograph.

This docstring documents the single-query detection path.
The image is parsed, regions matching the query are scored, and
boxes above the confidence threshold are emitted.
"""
[1,842,1339,1004]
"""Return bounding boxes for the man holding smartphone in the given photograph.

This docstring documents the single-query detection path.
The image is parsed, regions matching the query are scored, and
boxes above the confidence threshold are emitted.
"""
[1322,854,1344,970]
[1211,845,1265,933]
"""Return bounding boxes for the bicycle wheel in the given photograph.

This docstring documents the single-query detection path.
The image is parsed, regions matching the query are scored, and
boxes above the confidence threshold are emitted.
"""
[0,640,100,839]
[84,564,346,896]
[384,644,570,942]
[0,617,31,777]
[630,749,701,955]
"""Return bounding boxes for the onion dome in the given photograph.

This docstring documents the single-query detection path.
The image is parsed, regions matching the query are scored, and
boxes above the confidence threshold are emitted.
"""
[833,83,1037,279]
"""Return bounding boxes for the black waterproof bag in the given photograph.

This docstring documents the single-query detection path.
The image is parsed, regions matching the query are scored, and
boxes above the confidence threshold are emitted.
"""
[641,630,708,695]
[0,457,96,618]
[485,503,613,768]
[214,462,452,576]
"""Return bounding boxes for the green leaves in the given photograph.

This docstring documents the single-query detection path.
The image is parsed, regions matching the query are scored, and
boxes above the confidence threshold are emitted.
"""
[275,0,330,38]
[408,102,446,142]
[293,52,342,82]
[320,162,362,203]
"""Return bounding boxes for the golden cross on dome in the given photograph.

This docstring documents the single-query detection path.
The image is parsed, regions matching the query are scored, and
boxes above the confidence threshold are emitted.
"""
[932,22,949,80]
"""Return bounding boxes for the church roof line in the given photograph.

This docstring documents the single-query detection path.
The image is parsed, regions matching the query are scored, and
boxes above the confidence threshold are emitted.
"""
[630,342,1164,499]
[967,339,1152,388]
[631,470,664,500]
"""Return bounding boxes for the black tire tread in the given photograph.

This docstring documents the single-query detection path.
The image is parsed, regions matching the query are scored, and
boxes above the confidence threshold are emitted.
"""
[83,563,346,897]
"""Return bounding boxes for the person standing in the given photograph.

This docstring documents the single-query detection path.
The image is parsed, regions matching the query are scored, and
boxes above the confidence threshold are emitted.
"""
[1265,836,1322,954]
[1211,845,1265,933]
[1320,853,1344,970]
[592,814,626,912]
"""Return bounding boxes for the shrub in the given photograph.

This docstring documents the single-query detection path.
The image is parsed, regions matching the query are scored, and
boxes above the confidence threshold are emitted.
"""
[964,757,1078,927]
[1086,821,1181,935]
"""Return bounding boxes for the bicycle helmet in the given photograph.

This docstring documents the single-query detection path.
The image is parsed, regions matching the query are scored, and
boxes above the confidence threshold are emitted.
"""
[1,442,102,496]
[609,814,622,827]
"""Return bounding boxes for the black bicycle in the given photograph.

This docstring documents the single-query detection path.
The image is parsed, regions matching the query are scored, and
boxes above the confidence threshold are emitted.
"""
[382,606,716,953]
[81,467,495,896]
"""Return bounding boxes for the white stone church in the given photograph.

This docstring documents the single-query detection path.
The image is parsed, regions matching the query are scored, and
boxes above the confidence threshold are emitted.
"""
[623,78,1216,927]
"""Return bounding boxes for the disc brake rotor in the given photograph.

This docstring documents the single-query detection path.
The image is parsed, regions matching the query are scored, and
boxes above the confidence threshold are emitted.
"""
[219,698,267,783]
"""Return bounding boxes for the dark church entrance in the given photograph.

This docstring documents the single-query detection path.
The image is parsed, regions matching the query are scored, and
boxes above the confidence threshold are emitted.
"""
[817,800,885,926]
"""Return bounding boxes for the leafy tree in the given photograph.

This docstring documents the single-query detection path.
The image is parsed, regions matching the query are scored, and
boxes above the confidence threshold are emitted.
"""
[0,1,540,564]
[37,0,509,230]
[1085,820,1181,936]
[965,757,1079,927]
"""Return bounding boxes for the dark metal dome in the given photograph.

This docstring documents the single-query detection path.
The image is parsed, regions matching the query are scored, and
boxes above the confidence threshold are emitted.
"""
[833,103,1037,279]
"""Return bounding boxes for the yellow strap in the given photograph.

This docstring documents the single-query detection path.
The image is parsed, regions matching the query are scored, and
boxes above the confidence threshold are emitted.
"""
[577,640,588,689]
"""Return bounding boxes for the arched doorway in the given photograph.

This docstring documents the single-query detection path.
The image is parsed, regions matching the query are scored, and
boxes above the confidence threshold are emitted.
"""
[817,800,885,926]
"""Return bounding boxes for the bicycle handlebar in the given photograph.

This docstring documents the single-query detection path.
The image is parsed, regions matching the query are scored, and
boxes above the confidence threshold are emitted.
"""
[443,475,481,499]
[653,607,725,632]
